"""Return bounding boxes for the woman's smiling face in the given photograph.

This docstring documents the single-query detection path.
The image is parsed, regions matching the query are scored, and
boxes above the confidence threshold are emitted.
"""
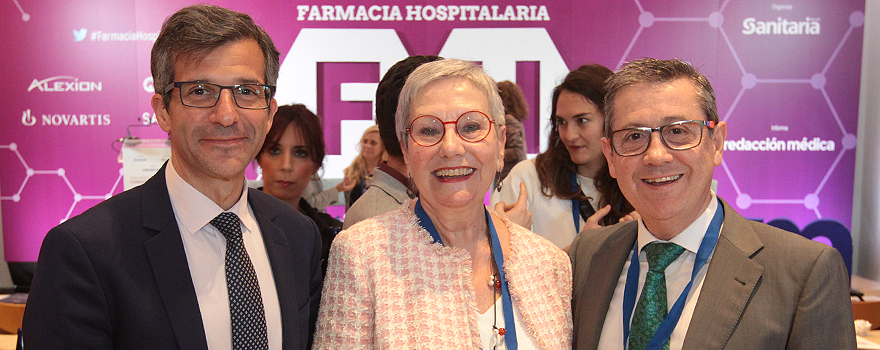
[403,77,504,210]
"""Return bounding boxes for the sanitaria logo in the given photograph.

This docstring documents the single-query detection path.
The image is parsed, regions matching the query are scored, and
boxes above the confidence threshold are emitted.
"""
[742,17,820,35]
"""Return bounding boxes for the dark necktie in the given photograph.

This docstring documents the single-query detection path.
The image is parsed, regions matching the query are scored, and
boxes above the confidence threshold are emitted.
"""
[210,212,269,350]
[628,242,686,350]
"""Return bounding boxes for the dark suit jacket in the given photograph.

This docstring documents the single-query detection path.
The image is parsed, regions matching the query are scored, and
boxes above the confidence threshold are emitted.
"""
[23,165,323,349]
[569,198,856,350]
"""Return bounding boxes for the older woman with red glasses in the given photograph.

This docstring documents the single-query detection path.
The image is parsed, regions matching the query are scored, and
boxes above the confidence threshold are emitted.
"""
[313,59,571,349]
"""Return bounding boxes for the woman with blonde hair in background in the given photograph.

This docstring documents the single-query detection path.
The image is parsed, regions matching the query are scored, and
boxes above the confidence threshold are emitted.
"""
[343,125,386,208]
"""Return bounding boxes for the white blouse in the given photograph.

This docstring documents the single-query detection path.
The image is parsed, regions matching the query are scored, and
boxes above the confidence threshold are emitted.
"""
[491,159,601,248]
[478,297,539,350]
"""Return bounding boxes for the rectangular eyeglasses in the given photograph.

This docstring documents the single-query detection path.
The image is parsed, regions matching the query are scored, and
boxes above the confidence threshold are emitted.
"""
[610,120,715,156]
[164,81,275,110]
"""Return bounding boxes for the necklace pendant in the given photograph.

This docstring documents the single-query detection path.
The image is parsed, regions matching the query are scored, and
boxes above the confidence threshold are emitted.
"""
[488,274,496,287]
[490,328,502,347]
[494,279,502,289]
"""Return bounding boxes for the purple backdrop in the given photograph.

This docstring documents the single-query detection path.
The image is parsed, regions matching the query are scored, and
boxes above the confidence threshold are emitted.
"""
[0,0,865,261]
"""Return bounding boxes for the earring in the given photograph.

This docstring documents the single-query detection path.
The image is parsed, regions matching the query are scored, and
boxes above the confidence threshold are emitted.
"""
[406,175,418,198]
[493,171,503,192]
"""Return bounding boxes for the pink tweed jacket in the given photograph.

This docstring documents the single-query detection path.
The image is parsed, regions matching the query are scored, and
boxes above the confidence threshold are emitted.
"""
[313,200,572,349]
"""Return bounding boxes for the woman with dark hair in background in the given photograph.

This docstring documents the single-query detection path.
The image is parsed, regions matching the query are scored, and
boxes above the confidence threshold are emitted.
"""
[256,104,346,274]
[492,64,636,249]
[496,80,529,182]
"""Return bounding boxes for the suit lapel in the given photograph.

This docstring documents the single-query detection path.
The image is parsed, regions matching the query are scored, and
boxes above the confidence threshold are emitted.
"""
[248,190,301,348]
[682,200,764,350]
[141,165,210,350]
[573,222,638,349]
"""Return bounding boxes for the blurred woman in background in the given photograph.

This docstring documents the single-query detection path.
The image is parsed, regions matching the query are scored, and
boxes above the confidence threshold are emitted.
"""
[496,80,529,182]
[256,104,345,274]
[343,125,386,208]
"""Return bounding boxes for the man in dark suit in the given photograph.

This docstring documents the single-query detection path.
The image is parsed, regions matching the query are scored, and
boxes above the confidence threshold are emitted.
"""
[569,58,855,349]
[23,5,322,349]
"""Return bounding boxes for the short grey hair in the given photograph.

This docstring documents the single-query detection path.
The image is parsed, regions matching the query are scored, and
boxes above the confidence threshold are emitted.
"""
[395,59,505,150]
[151,4,280,108]
[603,58,718,137]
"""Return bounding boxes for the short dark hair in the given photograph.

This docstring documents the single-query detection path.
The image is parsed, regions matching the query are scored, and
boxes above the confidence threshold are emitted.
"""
[375,55,441,158]
[604,58,718,137]
[258,104,325,167]
[151,4,280,108]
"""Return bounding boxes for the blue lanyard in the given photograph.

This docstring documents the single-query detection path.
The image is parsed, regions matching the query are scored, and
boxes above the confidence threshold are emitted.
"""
[569,172,581,233]
[621,198,724,350]
[415,199,518,349]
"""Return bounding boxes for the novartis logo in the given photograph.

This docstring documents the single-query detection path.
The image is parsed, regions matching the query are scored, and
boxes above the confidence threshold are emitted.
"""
[742,17,820,35]
[21,109,36,126]
[20,109,111,126]
[27,76,103,92]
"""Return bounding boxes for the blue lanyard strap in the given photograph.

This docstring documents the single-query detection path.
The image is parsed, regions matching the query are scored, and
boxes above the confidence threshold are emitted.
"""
[415,199,518,349]
[570,172,581,233]
[621,198,724,350]
[415,199,443,245]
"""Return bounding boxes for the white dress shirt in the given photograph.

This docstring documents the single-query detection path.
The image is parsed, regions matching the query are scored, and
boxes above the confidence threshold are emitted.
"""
[165,160,283,350]
[597,196,720,350]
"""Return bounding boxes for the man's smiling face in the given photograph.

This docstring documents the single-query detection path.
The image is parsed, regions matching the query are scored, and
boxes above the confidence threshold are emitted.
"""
[602,78,727,238]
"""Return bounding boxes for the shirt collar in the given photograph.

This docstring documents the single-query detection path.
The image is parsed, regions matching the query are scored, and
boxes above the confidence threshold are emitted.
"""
[378,161,409,186]
[165,159,257,236]
[637,192,719,254]
[575,173,595,187]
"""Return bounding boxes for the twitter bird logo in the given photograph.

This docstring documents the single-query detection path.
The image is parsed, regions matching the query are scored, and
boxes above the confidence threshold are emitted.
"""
[73,28,87,42]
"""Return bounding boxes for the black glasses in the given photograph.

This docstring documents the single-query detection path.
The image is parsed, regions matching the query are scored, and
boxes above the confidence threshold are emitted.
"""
[406,111,494,147]
[164,81,275,110]
[610,120,715,156]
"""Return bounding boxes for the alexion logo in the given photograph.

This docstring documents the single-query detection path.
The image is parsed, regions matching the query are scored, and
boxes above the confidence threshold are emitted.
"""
[27,76,102,92]
[742,17,820,35]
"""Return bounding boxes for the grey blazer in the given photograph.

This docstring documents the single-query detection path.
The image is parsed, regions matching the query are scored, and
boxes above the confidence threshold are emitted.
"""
[342,166,409,229]
[569,198,856,350]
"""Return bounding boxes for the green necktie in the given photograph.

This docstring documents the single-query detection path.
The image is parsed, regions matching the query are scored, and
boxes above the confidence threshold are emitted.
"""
[628,242,686,350]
